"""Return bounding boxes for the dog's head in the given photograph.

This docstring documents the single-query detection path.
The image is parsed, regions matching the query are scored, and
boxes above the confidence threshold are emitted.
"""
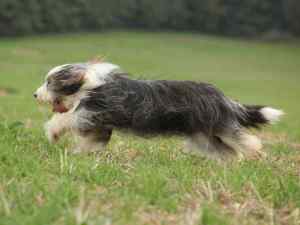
[34,62,120,113]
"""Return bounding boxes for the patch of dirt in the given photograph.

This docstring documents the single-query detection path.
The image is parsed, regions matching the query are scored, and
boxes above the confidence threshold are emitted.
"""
[0,87,17,97]
[0,89,8,97]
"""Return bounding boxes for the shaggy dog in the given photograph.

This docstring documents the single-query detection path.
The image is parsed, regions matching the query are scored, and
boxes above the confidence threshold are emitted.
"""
[34,61,284,158]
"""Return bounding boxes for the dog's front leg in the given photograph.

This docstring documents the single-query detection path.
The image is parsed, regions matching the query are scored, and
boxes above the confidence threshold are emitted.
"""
[44,113,74,143]
[71,128,113,154]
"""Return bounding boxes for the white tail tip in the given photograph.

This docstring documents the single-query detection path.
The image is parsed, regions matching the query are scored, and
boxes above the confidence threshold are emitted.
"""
[260,107,284,124]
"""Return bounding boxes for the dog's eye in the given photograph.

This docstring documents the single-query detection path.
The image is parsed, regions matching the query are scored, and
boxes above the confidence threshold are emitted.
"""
[46,80,51,86]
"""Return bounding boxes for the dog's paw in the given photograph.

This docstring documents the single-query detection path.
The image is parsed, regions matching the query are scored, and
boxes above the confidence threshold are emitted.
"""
[44,121,60,143]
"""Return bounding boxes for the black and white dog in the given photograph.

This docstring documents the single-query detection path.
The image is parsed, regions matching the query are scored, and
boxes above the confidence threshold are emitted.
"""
[34,61,283,158]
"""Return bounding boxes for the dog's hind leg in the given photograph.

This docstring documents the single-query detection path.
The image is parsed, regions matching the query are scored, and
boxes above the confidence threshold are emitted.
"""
[184,133,211,155]
[218,131,263,158]
[72,128,112,154]
[184,133,235,159]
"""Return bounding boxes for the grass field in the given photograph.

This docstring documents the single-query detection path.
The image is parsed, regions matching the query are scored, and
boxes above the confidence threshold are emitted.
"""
[0,31,300,225]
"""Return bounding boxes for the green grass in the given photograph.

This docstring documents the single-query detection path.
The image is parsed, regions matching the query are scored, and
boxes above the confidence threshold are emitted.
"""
[0,31,300,225]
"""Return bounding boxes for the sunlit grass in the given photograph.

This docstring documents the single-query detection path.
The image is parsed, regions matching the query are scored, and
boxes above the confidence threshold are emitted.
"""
[0,31,300,225]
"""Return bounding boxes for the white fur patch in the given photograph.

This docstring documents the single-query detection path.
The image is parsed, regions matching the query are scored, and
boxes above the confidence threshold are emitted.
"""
[260,107,284,124]
[239,133,262,152]
[35,83,54,103]
[44,112,74,143]
[82,63,120,89]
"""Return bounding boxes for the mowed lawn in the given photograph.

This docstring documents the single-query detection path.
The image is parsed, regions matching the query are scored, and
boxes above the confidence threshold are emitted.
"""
[0,31,300,225]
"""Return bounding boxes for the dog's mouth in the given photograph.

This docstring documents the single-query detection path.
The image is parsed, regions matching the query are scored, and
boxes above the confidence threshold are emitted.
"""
[52,99,69,113]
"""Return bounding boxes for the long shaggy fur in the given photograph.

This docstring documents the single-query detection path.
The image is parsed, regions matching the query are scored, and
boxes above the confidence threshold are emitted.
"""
[34,62,284,159]
[77,75,243,135]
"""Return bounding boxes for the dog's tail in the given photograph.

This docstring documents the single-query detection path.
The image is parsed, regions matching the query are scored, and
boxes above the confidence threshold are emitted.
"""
[236,104,284,128]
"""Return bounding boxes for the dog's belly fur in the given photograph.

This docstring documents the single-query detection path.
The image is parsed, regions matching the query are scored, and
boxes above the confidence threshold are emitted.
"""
[75,76,241,137]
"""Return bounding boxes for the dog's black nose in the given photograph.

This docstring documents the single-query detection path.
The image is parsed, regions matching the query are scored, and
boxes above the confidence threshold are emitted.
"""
[33,93,37,98]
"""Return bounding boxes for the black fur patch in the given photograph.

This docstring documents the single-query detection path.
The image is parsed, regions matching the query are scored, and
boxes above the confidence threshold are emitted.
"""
[238,105,268,128]
[76,75,245,137]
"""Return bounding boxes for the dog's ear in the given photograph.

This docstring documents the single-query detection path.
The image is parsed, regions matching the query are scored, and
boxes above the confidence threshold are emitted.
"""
[61,72,85,86]
[50,70,86,95]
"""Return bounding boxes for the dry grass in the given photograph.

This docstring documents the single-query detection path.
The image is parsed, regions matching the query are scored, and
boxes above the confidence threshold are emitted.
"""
[1,31,300,225]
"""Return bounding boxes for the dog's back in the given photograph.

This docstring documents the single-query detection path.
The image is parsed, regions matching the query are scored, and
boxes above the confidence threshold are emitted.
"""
[77,76,241,136]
